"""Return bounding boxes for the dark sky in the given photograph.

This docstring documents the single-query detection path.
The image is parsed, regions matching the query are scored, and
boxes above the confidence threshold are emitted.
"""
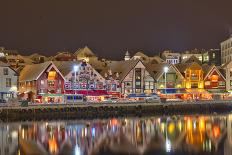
[0,0,232,59]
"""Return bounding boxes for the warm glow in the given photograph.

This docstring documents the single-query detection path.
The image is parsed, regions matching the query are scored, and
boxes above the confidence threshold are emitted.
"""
[168,123,175,134]
[212,125,220,138]
[211,75,219,82]
[48,138,58,154]
[48,71,56,80]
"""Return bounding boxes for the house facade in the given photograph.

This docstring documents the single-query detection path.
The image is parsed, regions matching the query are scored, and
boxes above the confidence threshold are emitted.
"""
[106,60,155,95]
[55,60,108,101]
[203,65,226,94]
[152,64,185,97]
[0,62,18,101]
[19,61,65,103]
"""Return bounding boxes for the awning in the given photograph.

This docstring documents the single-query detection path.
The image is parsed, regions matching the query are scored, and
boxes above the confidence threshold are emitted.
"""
[127,93,149,98]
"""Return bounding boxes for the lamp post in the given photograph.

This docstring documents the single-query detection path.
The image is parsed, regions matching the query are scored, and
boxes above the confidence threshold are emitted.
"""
[164,66,168,98]
[73,65,79,95]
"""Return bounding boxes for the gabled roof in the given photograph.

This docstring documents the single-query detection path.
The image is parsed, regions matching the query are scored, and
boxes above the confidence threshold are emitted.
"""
[134,52,148,58]
[175,62,202,76]
[146,63,184,81]
[53,61,81,77]
[19,61,57,82]
[146,63,168,80]
[74,46,96,57]
[202,64,213,78]
[102,59,141,82]
[202,64,226,80]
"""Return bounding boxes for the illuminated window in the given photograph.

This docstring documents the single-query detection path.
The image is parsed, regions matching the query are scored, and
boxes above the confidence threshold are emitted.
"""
[211,75,218,82]
[48,71,56,80]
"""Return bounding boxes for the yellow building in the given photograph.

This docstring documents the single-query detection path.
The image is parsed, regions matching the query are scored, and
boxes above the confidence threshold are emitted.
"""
[184,63,204,89]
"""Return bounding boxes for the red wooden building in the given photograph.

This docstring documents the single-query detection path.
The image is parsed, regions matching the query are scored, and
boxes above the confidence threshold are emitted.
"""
[203,65,226,95]
[19,61,65,103]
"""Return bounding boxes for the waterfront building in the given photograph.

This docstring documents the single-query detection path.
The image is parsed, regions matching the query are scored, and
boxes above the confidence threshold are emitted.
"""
[104,59,155,95]
[0,61,18,101]
[146,63,185,98]
[161,50,181,64]
[202,64,226,96]
[54,60,108,101]
[19,61,65,102]
[221,35,232,64]
[175,62,209,99]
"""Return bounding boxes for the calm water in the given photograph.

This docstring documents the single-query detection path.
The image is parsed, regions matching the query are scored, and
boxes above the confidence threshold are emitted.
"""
[1,114,232,155]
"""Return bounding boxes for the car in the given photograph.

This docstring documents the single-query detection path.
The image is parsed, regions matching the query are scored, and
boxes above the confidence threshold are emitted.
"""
[145,96,161,103]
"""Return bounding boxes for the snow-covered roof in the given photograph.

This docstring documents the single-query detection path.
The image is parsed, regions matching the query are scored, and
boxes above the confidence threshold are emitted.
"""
[74,46,96,57]
[19,61,53,82]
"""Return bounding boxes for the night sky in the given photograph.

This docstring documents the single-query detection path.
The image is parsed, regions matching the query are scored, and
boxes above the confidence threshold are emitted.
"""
[0,0,232,59]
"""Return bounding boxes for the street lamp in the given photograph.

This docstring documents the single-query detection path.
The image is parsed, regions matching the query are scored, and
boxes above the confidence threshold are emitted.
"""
[73,65,79,94]
[164,66,168,98]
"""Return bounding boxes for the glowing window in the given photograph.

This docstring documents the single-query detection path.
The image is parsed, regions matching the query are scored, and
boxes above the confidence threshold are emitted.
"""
[211,75,218,82]
[48,71,56,80]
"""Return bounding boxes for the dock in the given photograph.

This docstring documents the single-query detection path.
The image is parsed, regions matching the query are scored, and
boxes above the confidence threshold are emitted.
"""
[0,100,232,122]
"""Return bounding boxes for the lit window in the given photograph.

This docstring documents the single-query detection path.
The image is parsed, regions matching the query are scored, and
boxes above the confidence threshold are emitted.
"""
[48,71,56,80]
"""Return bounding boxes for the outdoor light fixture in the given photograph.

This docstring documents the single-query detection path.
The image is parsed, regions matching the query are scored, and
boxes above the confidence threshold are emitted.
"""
[164,66,169,97]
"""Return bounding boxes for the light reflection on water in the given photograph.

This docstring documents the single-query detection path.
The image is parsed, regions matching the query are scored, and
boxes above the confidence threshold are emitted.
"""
[1,114,232,155]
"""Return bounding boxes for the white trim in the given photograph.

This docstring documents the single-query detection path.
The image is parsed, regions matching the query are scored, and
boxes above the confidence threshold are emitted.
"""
[156,64,185,81]
[204,66,226,81]
[35,61,66,81]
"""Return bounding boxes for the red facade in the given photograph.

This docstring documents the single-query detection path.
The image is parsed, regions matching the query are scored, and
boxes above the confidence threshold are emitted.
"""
[36,67,65,95]
[204,69,226,91]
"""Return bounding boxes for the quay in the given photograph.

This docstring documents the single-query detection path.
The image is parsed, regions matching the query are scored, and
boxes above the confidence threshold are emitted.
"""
[0,101,232,122]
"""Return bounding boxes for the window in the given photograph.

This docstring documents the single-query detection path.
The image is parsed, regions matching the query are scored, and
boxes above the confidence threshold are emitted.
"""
[3,68,8,75]
[219,81,225,86]
[41,80,44,85]
[48,71,56,80]
[145,81,154,90]
[6,78,11,87]
[48,80,55,87]
[125,82,132,87]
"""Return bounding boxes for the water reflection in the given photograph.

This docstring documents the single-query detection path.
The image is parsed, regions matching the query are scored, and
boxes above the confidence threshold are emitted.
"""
[1,114,232,155]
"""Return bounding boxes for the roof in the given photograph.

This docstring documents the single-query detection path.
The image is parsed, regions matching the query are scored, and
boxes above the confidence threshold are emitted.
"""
[53,61,81,77]
[145,63,169,80]
[0,61,10,67]
[202,64,214,78]
[74,46,96,57]
[102,59,141,81]
[134,52,148,58]
[19,61,52,82]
